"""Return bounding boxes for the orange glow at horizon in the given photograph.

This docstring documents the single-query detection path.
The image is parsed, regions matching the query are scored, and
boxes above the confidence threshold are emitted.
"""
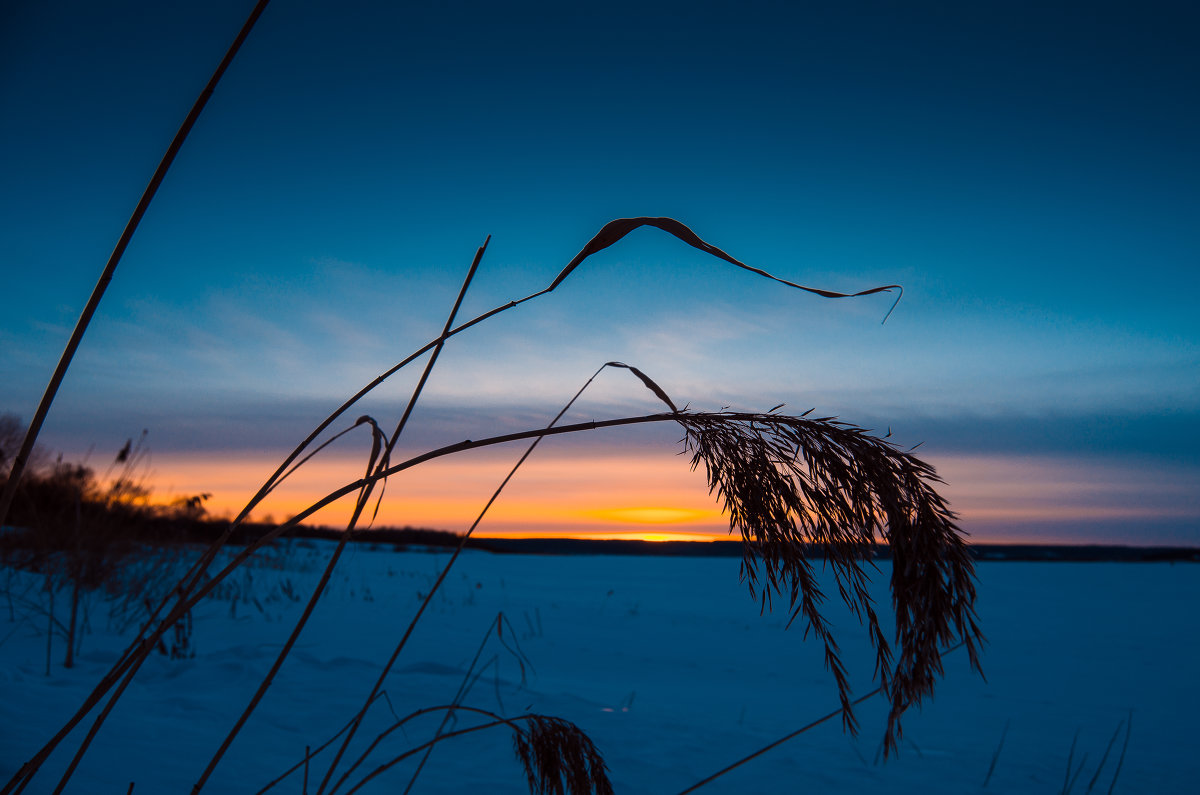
[130,448,1199,543]
[584,507,721,524]
[141,447,730,537]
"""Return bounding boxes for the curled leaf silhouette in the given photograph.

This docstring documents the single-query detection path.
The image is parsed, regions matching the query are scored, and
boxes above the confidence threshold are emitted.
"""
[549,217,902,322]
[605,362,679,412]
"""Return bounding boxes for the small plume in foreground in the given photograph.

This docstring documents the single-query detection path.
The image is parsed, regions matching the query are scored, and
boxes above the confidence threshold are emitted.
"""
[513,716,614,795]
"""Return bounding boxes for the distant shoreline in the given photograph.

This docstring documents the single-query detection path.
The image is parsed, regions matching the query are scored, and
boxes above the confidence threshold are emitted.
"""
[276,525,1200,563]
[5,520,1196,562]
[459,538,1200,562]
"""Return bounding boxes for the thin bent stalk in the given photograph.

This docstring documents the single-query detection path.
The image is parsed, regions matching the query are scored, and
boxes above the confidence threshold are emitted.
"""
[0,0,273,530]
[678,689,883,795]
[678,641,968,794]
[253,692,389,795]
[343,718,524,795]
[396,615,510,795]
[342,613,531,795]
[326,704,523,793]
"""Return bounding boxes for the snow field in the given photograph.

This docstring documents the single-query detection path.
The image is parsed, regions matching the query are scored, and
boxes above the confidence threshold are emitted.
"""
[2,539,1197,793]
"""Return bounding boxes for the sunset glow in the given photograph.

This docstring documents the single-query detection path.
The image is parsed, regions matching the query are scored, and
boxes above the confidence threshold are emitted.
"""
[132,448,1200,545]
[2,1,1196,549]
[583,507,721,525]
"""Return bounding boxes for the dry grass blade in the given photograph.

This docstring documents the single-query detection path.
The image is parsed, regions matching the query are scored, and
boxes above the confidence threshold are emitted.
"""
[678,640,968,794]
[546,217,902,322]
[604,362,678,412]
[254,692,390,794]
[514,716,614,795]
[398,612,530,795]
[675,410,983,755]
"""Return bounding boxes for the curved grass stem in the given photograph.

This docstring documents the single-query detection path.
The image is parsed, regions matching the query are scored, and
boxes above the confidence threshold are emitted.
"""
[678,641,967,794]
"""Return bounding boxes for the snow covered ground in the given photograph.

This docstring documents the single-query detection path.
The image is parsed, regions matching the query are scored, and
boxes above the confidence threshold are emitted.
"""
[2,540,1197,793]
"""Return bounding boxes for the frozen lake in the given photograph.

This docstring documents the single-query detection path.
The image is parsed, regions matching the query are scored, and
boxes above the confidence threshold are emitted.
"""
[3,540,1197,793]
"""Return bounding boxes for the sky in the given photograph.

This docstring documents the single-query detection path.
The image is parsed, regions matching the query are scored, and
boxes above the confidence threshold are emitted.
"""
[1,0,1197,544]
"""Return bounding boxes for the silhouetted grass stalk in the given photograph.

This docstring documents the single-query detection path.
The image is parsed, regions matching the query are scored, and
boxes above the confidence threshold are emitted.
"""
[290,704,613,795]
[329,612,531,795]
[397,614,513,794]
[1063,729,1085,793]
[678,687,881,795]
[253,692,391,795]
[679,640,968,794]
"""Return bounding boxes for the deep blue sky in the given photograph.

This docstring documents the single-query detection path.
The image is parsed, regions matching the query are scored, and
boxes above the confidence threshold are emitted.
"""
[2,1,1197,542]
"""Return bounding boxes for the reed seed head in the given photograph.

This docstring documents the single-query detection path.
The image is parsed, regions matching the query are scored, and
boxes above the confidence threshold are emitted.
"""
[676,410,983,756]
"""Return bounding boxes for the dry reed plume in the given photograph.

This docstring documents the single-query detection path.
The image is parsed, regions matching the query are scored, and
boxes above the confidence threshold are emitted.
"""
[676,409,982,753]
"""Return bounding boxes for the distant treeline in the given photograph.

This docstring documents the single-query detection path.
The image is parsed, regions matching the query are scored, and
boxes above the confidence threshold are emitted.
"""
[4,505,1196,565]
[447,536,1200,563]
[277,527,1199,563]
